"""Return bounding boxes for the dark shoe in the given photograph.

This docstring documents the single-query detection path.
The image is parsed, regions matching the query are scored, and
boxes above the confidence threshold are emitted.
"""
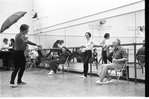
[17,82,26,85]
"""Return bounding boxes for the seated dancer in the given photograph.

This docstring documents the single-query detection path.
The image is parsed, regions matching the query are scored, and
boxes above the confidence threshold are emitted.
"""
[48,46,71,74]
[90,48,98,63]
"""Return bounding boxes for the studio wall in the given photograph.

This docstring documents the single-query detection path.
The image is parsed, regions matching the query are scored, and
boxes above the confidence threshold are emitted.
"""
[37,9,145,63]
[0,0,144,60]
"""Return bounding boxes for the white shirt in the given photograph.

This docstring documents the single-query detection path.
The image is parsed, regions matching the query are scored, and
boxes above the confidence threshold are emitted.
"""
[83,39,98,51]
[29,50,38,59]
[58,43,64,48]
[100,39,110,51]
[1,42,9,51]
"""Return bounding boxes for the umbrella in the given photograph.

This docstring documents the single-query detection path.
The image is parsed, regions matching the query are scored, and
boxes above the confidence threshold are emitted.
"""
[0,11,27,33]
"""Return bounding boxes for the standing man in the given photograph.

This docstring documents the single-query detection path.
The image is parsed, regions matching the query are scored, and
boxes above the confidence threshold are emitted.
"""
[10,24,40,88]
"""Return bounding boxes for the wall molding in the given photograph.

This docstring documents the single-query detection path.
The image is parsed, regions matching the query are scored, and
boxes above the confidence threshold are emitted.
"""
[34,0,144,34]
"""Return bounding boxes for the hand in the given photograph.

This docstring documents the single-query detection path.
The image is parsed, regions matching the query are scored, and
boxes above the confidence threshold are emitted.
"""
[112,58,117,63]
[37,44,42,48]
[24,37,28,42]
[81,45,85,48]
[109,45,113,48]
[93,45,98,47]
[107,45,111,48]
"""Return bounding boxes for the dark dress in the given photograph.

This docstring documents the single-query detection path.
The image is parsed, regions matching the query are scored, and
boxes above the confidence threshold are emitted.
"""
[49,51,70,73]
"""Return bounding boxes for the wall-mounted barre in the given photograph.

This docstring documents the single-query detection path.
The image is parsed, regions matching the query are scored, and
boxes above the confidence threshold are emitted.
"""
[89,24,111,30]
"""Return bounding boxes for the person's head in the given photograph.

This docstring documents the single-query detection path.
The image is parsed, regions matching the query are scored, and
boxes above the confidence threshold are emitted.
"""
[104,33,110,39]
[60,40,64,45]
[38,45,42,49]
[20,24,29,35]
[3,38,8,44]
[62,46,67,52]
[141,25,145,33]
[85,32,91,39]
[10,38,15,43]
[55,40,60,44]
[112,39,121,48]
[93,48,97,52]
[76,48,80,51]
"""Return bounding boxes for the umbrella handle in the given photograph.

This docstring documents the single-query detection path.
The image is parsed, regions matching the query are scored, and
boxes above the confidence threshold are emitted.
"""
[14,23,19,28]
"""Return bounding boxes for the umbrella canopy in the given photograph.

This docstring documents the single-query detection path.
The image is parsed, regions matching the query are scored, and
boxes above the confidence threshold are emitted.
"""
[0,11,27,33]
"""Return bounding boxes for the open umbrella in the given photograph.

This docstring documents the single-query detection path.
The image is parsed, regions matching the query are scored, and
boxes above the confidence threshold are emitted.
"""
[0,11,27,33]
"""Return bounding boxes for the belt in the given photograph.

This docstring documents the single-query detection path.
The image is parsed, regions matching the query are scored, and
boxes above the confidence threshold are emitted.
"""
[85,50,91,51]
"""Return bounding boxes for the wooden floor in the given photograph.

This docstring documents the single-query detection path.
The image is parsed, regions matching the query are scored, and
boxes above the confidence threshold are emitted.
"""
[0,68,145,97]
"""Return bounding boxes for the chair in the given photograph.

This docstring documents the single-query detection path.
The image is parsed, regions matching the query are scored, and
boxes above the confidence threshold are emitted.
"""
[26,55,38,70]
[37,49,50,69]
[107,62,129,85]
[90,58,99,77]
[90,51,113,77]
[136,55,145,74]
[58,56,70,73]
[105,49,130,84]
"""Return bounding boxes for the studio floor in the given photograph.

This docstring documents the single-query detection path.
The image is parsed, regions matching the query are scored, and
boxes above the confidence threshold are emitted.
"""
[0,68,145,97]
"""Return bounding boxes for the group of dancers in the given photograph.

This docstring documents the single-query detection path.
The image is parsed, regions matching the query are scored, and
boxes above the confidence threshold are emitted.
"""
[9,24,129,87]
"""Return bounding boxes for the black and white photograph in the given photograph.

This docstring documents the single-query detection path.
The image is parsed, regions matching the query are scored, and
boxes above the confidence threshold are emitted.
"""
[0,0,145,97]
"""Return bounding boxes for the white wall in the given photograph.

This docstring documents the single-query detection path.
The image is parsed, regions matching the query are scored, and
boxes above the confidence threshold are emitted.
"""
[38,10,145,47]
[0,0,145,79]
[35,1,145,58]
[0,0,40,49]
[33,0,144,33]
[0,0,145,55]
[38,10,145,62]
[33,0,142,30]
[0,0,33,33]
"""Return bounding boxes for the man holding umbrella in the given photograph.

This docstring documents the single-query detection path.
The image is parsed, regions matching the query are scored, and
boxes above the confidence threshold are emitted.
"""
[10,24,40,88]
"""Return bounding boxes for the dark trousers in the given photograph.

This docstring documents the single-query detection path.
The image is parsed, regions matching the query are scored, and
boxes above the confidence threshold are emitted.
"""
[83,50,92,77]
[102,51,108,64]
[2,59,8,67]
[49,59,65,73]
[10,50,26,84]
